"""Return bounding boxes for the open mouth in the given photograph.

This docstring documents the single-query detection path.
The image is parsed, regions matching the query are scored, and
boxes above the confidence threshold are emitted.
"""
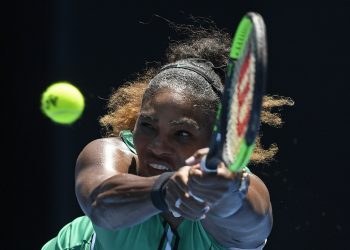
[149,163,172,171]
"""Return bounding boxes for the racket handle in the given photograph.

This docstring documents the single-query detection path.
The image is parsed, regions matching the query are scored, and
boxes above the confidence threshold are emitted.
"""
[200,156,219,173]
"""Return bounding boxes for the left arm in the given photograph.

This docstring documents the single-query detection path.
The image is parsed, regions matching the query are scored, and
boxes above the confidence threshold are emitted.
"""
[166,151,273,249]
[195,165,273,249]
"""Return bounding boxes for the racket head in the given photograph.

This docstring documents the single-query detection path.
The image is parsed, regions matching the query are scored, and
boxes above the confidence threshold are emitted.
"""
[204,12,267,173]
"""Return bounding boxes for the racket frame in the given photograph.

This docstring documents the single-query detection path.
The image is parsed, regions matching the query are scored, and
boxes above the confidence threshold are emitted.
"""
[201,12,267,173]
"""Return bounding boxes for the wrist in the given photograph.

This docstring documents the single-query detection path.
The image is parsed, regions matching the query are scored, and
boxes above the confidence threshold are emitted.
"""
[210,169,250,218]
[150,172,175,211]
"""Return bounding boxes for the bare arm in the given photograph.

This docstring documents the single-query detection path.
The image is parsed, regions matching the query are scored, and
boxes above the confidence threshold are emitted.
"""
[75,137,160,230]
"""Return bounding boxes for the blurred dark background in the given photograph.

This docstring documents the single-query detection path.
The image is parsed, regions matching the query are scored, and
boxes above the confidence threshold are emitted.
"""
[11,0,349,249]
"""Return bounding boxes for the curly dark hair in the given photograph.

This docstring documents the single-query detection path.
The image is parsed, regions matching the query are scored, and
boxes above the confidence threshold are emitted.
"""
[99,20,294,165]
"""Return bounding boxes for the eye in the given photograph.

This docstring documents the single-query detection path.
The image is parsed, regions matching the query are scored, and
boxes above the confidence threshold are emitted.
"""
[175,130,192,138]
[140,121,155,130]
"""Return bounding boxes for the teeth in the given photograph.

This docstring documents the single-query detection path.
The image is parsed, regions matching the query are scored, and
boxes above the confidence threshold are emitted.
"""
[149,163,170,170]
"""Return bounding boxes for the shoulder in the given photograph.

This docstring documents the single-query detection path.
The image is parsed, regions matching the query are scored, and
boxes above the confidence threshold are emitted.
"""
[81,137,133,154]
[78,137,135,161]
[76,136,137,174]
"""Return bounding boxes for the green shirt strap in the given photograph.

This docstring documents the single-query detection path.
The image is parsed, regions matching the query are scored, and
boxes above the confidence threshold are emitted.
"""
[119,130,137,154]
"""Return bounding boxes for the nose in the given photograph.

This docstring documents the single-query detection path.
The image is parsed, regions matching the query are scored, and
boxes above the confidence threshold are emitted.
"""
[147,135,173,156]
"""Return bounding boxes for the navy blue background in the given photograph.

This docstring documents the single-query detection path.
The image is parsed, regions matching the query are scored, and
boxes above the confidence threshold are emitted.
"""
[11,1,349,249]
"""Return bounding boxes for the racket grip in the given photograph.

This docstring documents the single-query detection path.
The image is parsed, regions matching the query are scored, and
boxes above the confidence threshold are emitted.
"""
[200,156,218,173]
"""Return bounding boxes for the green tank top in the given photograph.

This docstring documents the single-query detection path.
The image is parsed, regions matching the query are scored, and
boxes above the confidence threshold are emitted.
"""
[42,214,229,250]
[42,131,253,250]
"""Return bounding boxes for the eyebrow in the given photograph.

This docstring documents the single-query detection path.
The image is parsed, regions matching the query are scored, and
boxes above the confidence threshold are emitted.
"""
[139,114,200,130]
[139,114,158,122]
[169,118,200,130]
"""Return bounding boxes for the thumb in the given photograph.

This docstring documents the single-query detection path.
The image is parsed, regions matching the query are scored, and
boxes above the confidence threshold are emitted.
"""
[185,148,209,165]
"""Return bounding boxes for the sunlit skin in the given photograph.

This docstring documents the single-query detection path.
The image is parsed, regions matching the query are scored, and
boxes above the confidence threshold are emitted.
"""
[133,89,216,226]
[75,87,272,248]
[133,89,212,177]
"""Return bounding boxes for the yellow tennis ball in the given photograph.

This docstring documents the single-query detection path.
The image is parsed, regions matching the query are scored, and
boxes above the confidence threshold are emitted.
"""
[41,82,85,125]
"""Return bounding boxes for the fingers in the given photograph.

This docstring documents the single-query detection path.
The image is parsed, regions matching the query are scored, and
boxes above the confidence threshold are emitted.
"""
[163,161,242,220]
[187,163,241,205]
[185,148,209,165]
[190,162,237,185]
[167,192,209,220]
[164,166,209,220]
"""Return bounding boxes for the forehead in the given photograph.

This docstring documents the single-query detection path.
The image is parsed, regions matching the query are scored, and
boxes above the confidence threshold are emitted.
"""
[142,89,191,113]
[140,88,215,131]
[141,89,204,120]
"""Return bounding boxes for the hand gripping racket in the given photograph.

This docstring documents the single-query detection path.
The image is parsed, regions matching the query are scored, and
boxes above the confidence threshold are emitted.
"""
[201,12,268,173]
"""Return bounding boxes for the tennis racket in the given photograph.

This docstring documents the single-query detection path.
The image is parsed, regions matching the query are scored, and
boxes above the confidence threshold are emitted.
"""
[201,12,268,173]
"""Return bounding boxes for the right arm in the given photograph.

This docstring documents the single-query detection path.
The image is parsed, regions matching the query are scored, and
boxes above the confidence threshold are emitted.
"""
[75,137,160,230]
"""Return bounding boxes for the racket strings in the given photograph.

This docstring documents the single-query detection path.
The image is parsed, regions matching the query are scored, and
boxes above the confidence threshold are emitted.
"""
[224,38,256,166]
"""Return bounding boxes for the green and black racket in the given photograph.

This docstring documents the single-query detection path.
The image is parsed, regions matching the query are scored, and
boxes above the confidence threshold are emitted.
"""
[201,12,268,173]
